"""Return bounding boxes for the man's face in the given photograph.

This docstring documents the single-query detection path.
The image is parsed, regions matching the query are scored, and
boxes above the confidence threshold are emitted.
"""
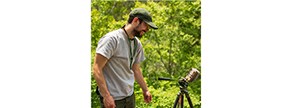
[133,20,150,38]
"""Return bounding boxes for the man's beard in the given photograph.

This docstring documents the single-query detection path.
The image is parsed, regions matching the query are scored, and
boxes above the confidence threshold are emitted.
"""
[133,28,142,38]
[133,23,143,38]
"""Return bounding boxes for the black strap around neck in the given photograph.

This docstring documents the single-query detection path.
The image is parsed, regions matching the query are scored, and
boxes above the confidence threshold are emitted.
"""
[122,27,137,69]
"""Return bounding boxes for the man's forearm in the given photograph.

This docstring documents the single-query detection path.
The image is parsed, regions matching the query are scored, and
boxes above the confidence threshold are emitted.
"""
[135,71,148,91]
[93,65,111,97]
[133,65,148,92]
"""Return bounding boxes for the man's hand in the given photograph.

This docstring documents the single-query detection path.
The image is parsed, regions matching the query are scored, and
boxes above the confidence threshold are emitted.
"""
[103,95,115,108]
[143,90,152,103]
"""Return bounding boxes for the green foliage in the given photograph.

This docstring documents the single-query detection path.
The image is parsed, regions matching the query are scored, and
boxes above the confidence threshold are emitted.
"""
[91,1,200,108]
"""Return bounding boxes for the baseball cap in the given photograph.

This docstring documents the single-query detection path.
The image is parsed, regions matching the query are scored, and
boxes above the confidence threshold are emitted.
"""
[129,8,158,29]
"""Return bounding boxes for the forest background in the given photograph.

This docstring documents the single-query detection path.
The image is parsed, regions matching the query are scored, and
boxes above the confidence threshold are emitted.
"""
[91,0,201,107]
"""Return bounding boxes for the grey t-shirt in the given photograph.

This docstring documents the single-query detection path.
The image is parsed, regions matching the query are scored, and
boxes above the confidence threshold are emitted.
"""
[96,28,145,100]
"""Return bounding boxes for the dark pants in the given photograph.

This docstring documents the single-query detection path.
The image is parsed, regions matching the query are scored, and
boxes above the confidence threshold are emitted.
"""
[99,93,135,108]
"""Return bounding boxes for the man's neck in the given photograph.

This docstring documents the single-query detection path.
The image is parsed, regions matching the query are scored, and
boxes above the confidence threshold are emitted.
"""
[124,24,135,39]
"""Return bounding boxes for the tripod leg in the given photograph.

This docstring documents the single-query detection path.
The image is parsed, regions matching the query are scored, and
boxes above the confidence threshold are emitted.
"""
[185,92,194,108]
[181,93,184,108]
[173,91,182,108]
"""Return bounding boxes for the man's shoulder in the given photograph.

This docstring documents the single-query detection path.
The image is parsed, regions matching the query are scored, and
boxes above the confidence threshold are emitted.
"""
[106,29,123,36]
[101,29,123,40]
[104,29,125,39]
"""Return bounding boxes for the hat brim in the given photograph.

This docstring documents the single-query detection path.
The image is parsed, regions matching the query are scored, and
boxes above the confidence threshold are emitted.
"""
[144,21,158,29]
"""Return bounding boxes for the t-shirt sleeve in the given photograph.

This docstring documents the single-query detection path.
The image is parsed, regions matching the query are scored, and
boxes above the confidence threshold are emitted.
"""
[134,45,145,64]
[96,35,117,59]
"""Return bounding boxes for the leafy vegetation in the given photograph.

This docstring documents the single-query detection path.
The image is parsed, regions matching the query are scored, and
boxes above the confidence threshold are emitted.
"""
[91,0,201,108]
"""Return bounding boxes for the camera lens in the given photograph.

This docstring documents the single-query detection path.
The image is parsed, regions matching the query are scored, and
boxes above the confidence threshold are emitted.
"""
[184,68,200,82]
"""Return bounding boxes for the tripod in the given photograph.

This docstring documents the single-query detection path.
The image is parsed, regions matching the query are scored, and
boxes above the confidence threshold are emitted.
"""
[173,79,194,108]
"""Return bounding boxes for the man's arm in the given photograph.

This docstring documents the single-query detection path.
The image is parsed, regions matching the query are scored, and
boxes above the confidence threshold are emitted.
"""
[93,54,115,108]
[132,63,152,103]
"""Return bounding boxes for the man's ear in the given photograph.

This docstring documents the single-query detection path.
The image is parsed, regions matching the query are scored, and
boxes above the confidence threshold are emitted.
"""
[132,17,140,25]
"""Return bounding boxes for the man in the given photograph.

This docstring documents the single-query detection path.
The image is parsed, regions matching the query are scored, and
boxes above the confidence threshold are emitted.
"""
[93,8,158,108]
